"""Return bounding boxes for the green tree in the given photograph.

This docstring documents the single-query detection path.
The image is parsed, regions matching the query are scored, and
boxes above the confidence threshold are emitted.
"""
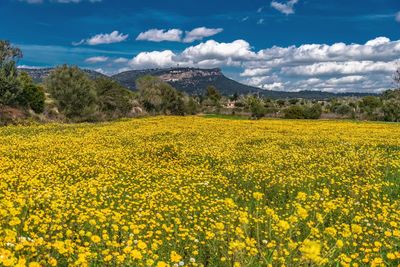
[334,104,352,116]
[205,85,222,105]
[284,105,305,119]
[0,40,22,65]
[247,96,266,119]
[94,78,134,118]
[184,97,199,115]
[303,104,322,119]
[359,96,381,117]
[45,65,98,120]
[0,40,23,106]
[382,100,400,122]
[17,72,45,113]
[136,75,185,115]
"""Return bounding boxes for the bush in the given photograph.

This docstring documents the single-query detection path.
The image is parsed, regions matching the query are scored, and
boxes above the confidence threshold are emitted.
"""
[136,75,185,115]
[304,104,322,119]
[184,97,200,115]
[94,78,134,118]
[0,62,21,106]
[284,105,305,119]
[284,104,322,119]
[17,72,45,113]
[382,100,400,122]
[45,65,98,121]
[334,104,352,116]
[205,85,222,105]
[247,97,266,119]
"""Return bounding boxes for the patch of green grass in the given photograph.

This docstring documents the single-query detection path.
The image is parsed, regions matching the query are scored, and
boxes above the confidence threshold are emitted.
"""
[383,168,400,200]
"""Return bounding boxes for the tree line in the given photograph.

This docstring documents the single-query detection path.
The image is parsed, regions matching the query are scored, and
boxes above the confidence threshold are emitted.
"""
[1,40,400,124]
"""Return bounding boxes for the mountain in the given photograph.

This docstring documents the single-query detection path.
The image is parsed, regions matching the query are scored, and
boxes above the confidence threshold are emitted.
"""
[18,68,107,83]
[111,67,375,99]
[20,67,375,99]
[112,68,262,96]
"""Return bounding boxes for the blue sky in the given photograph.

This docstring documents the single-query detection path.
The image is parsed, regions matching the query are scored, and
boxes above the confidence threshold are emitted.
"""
[1,0,400,92]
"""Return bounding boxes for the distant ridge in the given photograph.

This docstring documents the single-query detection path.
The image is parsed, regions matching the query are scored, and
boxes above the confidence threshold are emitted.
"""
[19,67,376,100]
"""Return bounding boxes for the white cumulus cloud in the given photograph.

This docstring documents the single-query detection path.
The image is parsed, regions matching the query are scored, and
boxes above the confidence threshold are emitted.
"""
[136,29,183,42]
[183,27,223,43]
[271,0,299,15]
[136,27,223,43]
[85,56,109,63]
[74,31,128,46]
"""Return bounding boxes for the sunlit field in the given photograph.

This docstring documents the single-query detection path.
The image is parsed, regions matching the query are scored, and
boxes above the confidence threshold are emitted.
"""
[0,117,399,267]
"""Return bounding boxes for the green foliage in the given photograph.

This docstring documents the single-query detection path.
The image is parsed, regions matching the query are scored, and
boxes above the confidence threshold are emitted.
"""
[284,105,305,119]
[0,41,44,113]
[205,85,222,105]
[303,104,322,119]
[284,104,322,119]
[360,96,381,112]
[17,72,45,113]
[136,75,185,115]
[0,61,21,106]
[382,100,400,122]
[45,65,98,120]
[94,78,134,118]
[0,40,22,65]
[382,89,400,100]
[247,96,266,119]
[184,97,200,115]
[289,98,300,105]
[276,99,286,107]
[334,104,353,116]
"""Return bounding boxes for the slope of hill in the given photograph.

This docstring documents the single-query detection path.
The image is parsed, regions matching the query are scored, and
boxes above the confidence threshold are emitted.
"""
[111,67,375,99]
[18,68,107,83]
[111,67,263,96]
[20,67,375,99]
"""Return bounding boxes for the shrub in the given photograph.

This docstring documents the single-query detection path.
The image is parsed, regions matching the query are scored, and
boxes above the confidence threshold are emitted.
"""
[45,65,98,120]
[184,97,200,115]
[284,105,305,119]
[334,104,352,116]
[382,100,400,122]
[136,75,185,115]
[248,97,266,119]
[284,104,322,119]
[0,62,21,106]
[94,78,134,118]
[304,104,322,119]
[17,72,45,113]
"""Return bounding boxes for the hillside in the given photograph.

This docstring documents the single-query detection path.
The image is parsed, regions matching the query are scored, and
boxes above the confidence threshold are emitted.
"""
[20,67,375,99]
[18,68,107,83]
[112,68,262,96]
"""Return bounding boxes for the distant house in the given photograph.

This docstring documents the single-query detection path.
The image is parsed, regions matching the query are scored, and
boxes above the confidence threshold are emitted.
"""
[225,101,236,109]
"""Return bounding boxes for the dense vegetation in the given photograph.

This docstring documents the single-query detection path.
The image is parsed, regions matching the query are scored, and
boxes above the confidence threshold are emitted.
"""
[0,117,399,266]
[1,40,400,124]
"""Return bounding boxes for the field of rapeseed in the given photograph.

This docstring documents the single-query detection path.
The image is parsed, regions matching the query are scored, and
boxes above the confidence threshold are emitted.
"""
[0,117,399,267]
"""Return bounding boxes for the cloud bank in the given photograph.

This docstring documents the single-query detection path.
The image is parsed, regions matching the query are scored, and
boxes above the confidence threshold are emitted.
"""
[121,37,400,93]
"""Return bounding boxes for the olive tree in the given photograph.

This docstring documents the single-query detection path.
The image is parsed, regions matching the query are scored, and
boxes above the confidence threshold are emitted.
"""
[45,65,98,120]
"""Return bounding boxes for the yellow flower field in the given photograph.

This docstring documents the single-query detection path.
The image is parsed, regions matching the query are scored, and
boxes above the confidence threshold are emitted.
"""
[0,117,399,267]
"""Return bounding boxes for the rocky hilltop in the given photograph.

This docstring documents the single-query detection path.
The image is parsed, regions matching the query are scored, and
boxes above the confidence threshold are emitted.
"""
[111,67,261,95]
